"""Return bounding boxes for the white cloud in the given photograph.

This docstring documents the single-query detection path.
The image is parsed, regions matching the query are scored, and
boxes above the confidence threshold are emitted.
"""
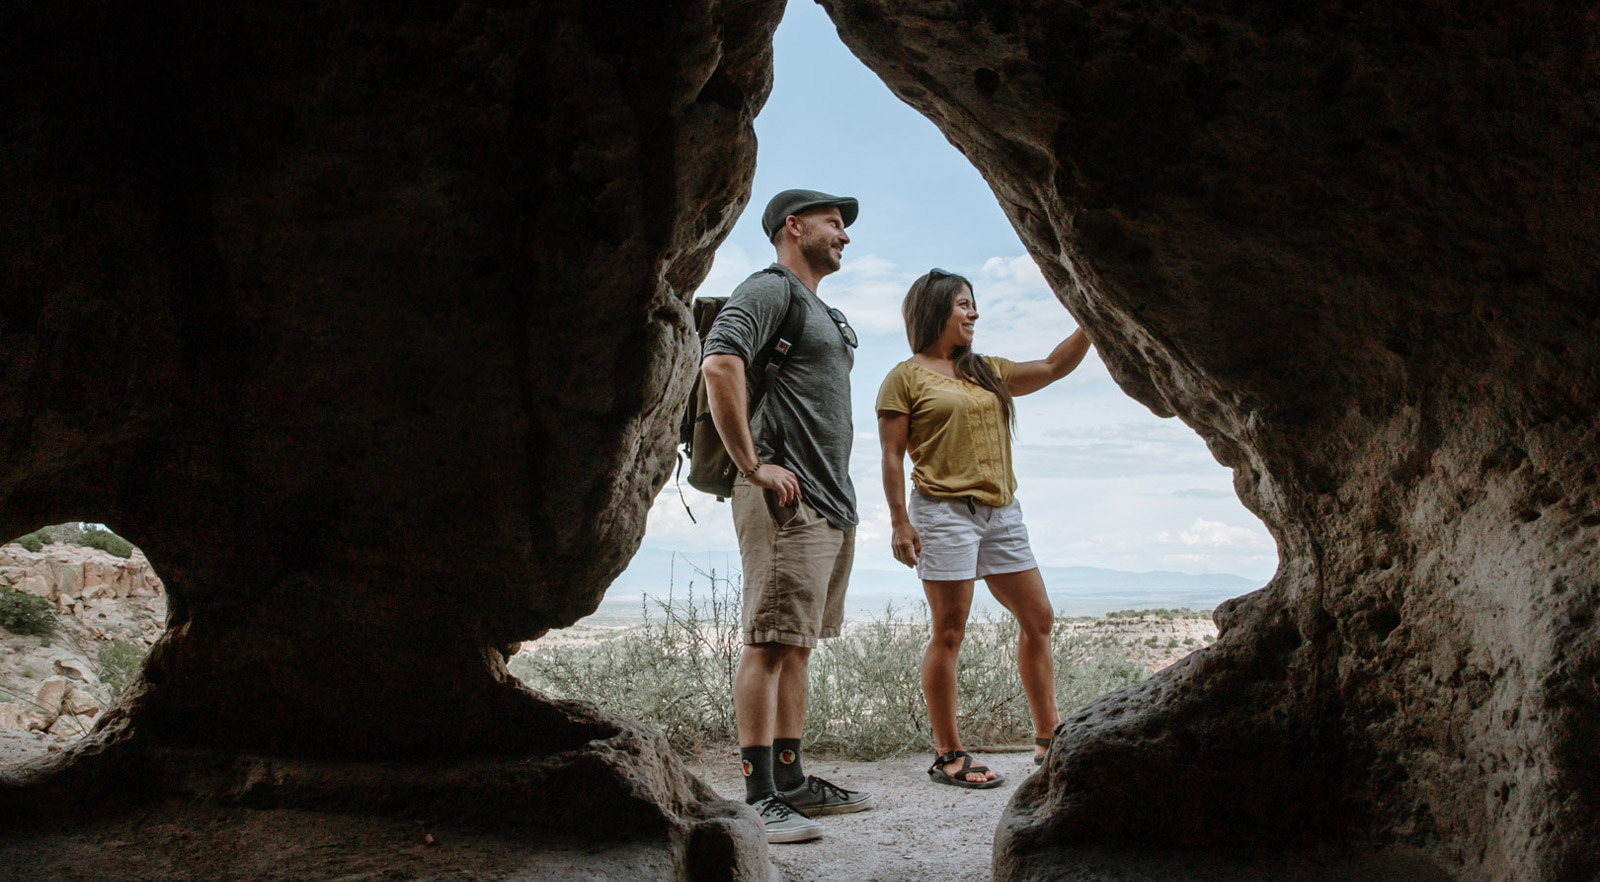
[1164,519,1273,549]
[641,482,736,544]
[698,242,760,297]
[823,253,917,335]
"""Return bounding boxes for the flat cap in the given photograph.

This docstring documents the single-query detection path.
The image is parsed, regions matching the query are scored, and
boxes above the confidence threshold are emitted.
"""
[761,188,859,240]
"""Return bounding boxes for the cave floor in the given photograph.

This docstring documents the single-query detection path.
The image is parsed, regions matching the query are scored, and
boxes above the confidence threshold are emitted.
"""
[0,804,685,881]
[1,742,1453,881]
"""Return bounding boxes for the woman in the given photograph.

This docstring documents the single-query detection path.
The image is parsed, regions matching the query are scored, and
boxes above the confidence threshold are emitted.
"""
[875,268,1090,788]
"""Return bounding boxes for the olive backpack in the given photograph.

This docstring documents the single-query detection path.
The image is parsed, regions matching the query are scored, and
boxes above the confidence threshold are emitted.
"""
[678,268,806,514]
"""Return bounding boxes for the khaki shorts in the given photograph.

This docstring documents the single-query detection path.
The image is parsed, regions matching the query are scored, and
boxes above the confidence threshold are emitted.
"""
[730,477,854,647]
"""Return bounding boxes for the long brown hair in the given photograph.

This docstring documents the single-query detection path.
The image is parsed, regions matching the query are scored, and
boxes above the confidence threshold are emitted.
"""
[902,269,1014,430]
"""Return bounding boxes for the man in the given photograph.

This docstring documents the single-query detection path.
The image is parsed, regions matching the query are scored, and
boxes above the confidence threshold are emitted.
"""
[701,189,875,843]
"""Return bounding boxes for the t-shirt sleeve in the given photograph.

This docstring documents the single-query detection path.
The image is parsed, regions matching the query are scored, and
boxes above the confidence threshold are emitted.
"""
[875,363,914,415]
[985,355,1016,384]
[702,272,788,363]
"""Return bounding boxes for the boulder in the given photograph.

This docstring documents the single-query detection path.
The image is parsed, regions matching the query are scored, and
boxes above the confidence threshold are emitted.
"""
[821,1,1600,880]
[45,714,90,740]
[0,2,782,878]
[0,704,25,732]
[61,691,100,719]
[30,678,70,721]
[52,658,94,685]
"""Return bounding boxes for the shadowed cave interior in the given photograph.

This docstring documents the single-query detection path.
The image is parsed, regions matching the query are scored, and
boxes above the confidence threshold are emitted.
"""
[1,1,1597,881]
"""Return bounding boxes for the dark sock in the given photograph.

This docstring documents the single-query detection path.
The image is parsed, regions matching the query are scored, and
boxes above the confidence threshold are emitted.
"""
[773,737,805,791]
[740,745,775,804]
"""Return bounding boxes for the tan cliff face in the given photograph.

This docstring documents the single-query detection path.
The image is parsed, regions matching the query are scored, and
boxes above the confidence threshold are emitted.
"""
[0,540,166,746]
[0,1,1596,881]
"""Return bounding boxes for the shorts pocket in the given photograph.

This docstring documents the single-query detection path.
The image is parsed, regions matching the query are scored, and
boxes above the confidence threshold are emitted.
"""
[765,489,807,530]
[908,491,946,533]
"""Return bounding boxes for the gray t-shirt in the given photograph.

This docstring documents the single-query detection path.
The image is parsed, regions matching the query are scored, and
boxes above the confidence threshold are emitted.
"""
[703,264,858,529]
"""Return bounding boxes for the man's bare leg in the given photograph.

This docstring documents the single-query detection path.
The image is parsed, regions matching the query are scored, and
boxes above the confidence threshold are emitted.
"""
[773,645,811,739]
[735,642,806,747]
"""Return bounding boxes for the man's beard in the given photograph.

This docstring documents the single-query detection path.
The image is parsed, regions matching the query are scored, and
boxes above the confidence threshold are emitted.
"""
[800,233,841,273]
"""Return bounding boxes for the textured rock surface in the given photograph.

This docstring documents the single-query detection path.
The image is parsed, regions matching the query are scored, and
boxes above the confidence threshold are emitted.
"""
[820,1,1599,880]
[1,0,781,878]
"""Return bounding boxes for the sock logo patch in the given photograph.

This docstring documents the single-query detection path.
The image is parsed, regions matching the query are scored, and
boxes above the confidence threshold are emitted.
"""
[778,749,797,765]
[741,759,753,777]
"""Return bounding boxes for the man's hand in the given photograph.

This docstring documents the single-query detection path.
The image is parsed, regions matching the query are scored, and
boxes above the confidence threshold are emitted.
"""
[891,520,921,567]
[748,462,801,506]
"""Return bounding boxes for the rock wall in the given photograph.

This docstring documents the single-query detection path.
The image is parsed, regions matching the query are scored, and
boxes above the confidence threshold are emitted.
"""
[820,1,1599,880]
[1,542,165,614]
[0,1,782,877]
[1,540,166,743]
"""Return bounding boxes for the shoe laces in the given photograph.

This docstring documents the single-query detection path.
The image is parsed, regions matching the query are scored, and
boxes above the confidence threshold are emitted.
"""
[805,775,853,800]
[759,794,801,820]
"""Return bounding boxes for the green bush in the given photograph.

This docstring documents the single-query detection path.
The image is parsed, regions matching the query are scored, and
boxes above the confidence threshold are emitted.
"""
[0,589,57,637]
[97,638,148,698]
[11,528,53,553]
[79,527,133,559]
[511,565,1150,759]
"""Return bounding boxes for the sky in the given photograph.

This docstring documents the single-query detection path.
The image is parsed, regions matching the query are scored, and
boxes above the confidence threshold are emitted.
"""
[609,2,1278,610]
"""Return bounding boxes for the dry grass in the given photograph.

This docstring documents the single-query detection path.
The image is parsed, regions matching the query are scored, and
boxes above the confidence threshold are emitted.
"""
[511,563,1155,759]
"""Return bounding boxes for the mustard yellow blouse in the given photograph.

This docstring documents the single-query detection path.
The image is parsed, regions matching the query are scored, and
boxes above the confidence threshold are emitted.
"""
[875,356,1016,506]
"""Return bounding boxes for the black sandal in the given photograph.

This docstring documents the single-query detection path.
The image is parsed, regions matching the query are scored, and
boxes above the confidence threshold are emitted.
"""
[928,750,1004,789]
[1033,736,1053,766]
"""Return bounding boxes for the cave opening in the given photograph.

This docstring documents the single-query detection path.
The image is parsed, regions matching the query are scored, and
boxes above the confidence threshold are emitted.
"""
[625,2,1277,614]
[0,522,165,767]
[518,1,1279,756]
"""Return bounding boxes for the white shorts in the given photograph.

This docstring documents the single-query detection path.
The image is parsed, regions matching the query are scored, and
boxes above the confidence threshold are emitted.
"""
[908,489,1038,581]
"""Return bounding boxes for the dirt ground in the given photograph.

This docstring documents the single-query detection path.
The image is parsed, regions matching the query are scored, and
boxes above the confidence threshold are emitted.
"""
[686,749,1040,882]
[1,736,1453,882]
[1,732,1030,882]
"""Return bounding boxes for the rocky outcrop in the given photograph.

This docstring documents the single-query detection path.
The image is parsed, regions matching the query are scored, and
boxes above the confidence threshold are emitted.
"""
[1,541,165,746]
[0,676,101,739]
[1,541,165,615]
[0,1,780,877]
[821,1,1599,880]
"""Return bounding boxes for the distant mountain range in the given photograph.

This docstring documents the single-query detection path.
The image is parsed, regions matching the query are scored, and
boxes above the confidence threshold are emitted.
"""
[595,549,1266,622]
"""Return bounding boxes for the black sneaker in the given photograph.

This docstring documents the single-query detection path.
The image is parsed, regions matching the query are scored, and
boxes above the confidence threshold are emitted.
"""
[777,775,876,817]
[752,793,823,843]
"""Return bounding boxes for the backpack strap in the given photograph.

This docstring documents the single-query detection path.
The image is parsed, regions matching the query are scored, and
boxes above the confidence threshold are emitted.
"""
[747,267,807,414]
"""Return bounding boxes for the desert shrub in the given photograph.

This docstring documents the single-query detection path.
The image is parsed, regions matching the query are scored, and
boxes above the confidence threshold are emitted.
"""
[11,527,53,553]
[78,527,134,559]
[1105,607,1213,620]
[511,564,744,754]
[805,607,1150,758]
[512,563,1151,759]
[97,638,148,698]
[0,589,57,637]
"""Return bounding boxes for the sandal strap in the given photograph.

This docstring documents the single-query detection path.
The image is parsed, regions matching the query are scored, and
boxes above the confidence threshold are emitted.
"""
[1035,736,1053,748]
[930,749,968,772]
[931,750,991,780]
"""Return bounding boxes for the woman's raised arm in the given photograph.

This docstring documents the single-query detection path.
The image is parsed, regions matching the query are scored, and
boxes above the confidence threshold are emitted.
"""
[1007,327,1091,396]
[878,411,921,567]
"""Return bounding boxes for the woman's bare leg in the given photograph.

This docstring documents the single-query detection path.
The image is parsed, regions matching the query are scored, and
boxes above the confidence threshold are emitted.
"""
[922,578,993,782]
[985,568,1060,759]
